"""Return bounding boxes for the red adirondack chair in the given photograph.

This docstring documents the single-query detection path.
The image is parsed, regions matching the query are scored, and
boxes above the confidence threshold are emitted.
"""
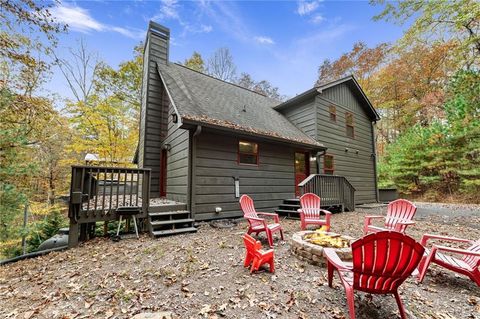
[324,231,424,319]
[242,233,275,273]
[363,199,417,234]
[417,234,480,286]
[298,193,332,231]
[239,194,284,247]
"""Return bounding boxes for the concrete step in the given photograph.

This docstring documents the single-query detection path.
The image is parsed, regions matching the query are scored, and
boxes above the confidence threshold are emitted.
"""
[150,218,194,226]
[151,227,197,237]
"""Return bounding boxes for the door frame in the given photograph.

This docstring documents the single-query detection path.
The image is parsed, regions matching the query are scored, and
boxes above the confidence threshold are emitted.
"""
[160,149,167,197]
[294,151,310,197]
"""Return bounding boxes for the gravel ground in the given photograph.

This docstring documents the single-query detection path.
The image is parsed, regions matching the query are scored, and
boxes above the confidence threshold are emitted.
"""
[1,204,480,319]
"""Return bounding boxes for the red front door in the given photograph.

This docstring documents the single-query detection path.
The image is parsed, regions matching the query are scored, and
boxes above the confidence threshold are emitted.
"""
[294,152,310,197]
[160,149,167,197]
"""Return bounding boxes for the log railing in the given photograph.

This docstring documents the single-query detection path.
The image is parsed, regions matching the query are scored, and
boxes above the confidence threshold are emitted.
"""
[68,165,151,247]
[298,174,355,211]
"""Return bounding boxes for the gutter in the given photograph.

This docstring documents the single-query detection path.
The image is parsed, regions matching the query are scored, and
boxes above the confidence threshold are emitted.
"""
[371,121,380,203]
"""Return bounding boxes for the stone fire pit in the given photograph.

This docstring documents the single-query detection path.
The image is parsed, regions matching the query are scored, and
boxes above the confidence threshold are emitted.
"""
[290,231,355,267]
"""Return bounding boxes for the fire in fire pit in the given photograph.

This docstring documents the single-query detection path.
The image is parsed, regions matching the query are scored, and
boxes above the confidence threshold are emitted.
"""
[303,229,350,248]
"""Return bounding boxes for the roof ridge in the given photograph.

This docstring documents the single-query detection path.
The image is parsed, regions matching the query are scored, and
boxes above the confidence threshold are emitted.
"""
[172,62,279,101]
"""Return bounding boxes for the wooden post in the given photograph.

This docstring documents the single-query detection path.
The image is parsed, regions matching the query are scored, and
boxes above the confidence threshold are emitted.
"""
[104,221,108,236]
[21,203,28,255]
[68,222,79,248]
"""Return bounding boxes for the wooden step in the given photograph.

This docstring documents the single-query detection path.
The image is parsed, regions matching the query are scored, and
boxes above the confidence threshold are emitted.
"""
[279,204,300,209]
[150,218,194,226]
[149,204,187,213]
[151,227,197,237]
[276,209,300,215]
[148,210,190,218]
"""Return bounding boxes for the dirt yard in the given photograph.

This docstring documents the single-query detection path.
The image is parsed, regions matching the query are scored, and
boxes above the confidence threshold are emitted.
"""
[1,205,480,319]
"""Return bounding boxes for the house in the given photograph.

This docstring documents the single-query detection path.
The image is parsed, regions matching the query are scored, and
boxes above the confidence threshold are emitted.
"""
[136,22,380,225]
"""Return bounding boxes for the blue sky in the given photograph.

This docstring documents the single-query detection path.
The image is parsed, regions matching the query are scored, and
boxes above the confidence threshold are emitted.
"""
[46,0,407,99]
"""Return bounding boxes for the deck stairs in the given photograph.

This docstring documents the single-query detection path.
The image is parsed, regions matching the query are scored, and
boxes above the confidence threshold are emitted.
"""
[147,202,197,237]
[275,198,344,218]
[275,199,301,218]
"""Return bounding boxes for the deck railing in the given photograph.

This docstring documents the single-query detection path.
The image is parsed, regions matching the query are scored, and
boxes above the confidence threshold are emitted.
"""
[298,174,355,211]
[68,165,151,246]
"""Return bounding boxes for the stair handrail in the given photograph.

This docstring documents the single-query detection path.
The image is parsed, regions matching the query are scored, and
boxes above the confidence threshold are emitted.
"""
[298,174,356,211]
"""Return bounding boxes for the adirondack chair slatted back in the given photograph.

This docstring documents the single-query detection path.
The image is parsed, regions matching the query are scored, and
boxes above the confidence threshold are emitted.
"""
[351,231,424,294]
[243,233,261,252]
[385,199,417,232]
[463,240,480,268]
[239,195,263,229]
[300,193,321,219]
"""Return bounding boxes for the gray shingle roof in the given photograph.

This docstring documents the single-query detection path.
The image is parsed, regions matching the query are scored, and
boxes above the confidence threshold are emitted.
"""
[157,62,323,148]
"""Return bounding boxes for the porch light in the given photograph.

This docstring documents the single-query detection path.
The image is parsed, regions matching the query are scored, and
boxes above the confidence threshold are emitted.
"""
[171,113,178,123]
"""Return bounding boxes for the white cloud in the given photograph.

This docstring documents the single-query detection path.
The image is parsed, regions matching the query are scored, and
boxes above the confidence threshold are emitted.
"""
[152,0,180,21]
[310,14,325,24]
[50,3,104,32]
[50,3,144,40]
[200,25,213,33]
[296,0,322,16]
[254,36,275,45]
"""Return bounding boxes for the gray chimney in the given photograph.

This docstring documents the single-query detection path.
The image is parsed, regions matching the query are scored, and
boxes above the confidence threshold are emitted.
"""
[137,22,170,196]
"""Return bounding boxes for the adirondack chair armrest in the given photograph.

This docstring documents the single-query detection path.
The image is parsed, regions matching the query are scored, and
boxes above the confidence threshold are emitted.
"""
[365,215,384,219]
[433,245,480,257]
[420,234,472,246]
[247,216,265,222]
[319,209,332,215]
[257,212,279,223]
[324,248,351,270]
[392,220,415,232]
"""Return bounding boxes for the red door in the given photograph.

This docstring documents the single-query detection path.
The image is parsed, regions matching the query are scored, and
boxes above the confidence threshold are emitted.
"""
[294,152,310,197]
[160,149,167,197]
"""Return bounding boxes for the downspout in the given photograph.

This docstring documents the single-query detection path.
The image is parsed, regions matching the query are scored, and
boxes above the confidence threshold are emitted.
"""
[189,125,202,220]
[371,121,379,203]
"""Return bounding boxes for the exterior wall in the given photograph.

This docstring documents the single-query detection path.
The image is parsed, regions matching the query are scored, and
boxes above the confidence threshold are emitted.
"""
[138,24,171,197]
[280,98,317,139]
[163,104,189,203]
[316,83,377,203]
[193,131,302,220]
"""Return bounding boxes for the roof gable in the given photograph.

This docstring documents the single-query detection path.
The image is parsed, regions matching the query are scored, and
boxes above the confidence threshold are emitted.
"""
[156,62,323,148]
[274,75,380,121]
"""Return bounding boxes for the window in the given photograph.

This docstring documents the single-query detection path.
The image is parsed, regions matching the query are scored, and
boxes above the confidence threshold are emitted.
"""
[324,155,334,175]
[238,140,259,165]
[346,112,354,138]
[329,105,336,122]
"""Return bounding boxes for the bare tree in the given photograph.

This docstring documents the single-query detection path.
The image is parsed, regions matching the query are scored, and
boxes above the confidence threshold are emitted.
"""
[206,47,236,82]
[54,38,101,103]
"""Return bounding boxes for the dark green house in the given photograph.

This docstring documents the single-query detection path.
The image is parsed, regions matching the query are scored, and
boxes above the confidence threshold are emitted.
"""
[137,22,380,225]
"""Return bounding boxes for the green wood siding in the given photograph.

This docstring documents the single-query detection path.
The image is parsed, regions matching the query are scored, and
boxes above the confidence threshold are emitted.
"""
[317,83,377,203]
[193,132,298,220]
[162,101,189,203]
[281,98,317,139]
